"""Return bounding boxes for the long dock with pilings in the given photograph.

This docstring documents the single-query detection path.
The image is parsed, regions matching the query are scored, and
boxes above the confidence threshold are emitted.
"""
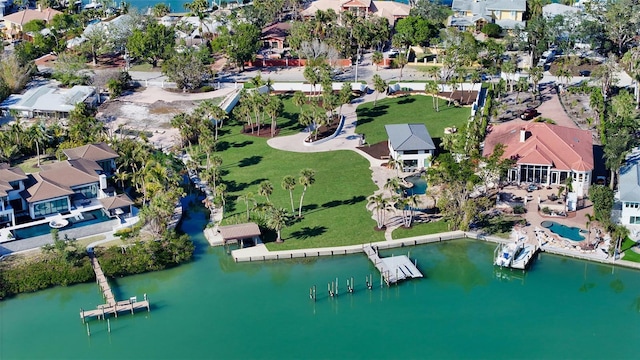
[363,245,422,285]
[80,252,150,321]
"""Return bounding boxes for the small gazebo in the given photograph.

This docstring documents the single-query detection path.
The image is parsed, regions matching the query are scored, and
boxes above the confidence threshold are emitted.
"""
[99,194,135,218]
[218,223,261,248]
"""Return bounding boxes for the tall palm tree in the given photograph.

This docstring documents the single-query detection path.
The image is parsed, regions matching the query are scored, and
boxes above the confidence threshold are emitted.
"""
[372,51,383,71]
[238,192,256,221]
[215,183,227,210]
[303,65,319,98]
[394,56,408,82]
[265,96,284,137]
[372,74,387,107]
[384,177,401,194]
[266,207,289,243]
[529,66,544,99]
[292,91,306,113]
[258,180,274,203]
[281,175,296,214]
[298,168,316,217]
[367,193,392,229]
[425,80,440,112]
[337,82,352,119]
[27,121,47,167]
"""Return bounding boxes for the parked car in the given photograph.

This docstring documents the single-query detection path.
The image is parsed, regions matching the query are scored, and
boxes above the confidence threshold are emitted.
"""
[527,184,538,192]
[520,108,540,120]
[579,70,591,77]
[387,49,399,58]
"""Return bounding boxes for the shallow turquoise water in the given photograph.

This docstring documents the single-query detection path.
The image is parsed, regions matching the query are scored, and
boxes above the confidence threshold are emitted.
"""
[404,175,427,196]
[1,198,639,359]
[545,221,585,241]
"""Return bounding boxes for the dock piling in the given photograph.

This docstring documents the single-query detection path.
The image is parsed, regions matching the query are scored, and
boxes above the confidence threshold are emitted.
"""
[107,319,111,333]
[86,323,90,337]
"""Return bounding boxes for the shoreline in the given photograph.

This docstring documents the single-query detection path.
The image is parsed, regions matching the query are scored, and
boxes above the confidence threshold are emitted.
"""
[226,230,640,271]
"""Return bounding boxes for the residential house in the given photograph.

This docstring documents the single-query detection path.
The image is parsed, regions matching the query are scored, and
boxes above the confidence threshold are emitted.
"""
[482,121,593,196]
[448,0,526,31]
[0,164,28,227]
[300,0,411,26]
[385,124,436,172]
[67,14,131,50]
[618,148,640,233]
[0,84,97,119]
[261,22,291,50]
[1,6,61,40]
[21,143,120,220]
[0,0,13,18]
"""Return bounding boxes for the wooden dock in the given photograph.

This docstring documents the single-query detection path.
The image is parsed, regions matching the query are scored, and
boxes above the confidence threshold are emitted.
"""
[363,245,423,285]
[80,253,150,321]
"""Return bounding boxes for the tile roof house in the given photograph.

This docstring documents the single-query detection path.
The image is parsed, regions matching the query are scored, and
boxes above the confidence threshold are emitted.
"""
[482,121,594,196]
[261,22,291,50]
[0,164,28,228]
[618,148,640,231]
[2,6,61,40]
[385,124,436,172]
[301,0,411,26]
[449,0,526,31]
[0,84,97,119]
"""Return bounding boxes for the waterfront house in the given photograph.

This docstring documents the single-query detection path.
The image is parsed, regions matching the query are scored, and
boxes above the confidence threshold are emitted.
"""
[0,84,97,119]
[448,0,526,31]
[618,148,640,234]
[300,0,411,26]
[261,22,291,50]
[1,6,61,40]
[0,164,28,227]
[385,124,436,172]
[482,121,593,196]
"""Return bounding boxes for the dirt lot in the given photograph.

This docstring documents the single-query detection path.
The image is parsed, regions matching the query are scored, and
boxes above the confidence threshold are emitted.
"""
[97,87,231,150]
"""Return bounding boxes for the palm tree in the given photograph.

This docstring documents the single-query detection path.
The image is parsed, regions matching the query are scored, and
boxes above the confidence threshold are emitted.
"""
[585,213,595,246]
[372,74,387,107]
[372,51,383,71]
[425,80,440,112]
[468,70,481,104]
[367,193,392,229]
[529,66,544,99]
[292,90,306,113]
[114,167,129,189]
[27,121,47,167]
[258,180,274,203]
[394,56,408,82]
[303,65,319,98]
[337,82,352,119]
[611,224,630,261]
[298,168,316,217]
[447,78,459,107]
[281,175,296,214]
[238,192,256,221]
[405,195,420,228]
[266,207,289,243]
[384,177,401,194]
[264,96,284,138]
[215,183,227,210]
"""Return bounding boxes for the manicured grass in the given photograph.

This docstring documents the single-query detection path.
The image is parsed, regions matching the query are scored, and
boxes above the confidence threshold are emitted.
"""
[391,220,451,239]
[210,115,384,250]
[621,237,640,263]
[13,155,56,174]
[355,95,470,146]
[129,63,154,71]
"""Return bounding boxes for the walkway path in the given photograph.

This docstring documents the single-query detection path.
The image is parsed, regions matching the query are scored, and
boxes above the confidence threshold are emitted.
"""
[536,82,577,129]
[266,89,409,240]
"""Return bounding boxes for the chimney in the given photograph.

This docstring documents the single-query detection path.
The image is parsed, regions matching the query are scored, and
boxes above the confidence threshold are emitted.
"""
[519,128,528,142]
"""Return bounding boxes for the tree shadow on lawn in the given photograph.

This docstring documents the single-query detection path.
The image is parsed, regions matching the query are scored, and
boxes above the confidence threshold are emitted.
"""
[238,155,263,167]
[279,112,303,130]
[356,105,389,125]
[289,226,328,240]
[232,140,254,148]
[321,195,367,209]
[397,97,416,105]
[225,177,269,193]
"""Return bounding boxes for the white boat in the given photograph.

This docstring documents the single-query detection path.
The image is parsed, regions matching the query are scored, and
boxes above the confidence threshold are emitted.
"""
[494,241,523,267]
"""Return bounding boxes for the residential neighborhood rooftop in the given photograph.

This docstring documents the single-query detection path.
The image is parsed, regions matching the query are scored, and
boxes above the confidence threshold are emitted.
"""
[385,123,435,152]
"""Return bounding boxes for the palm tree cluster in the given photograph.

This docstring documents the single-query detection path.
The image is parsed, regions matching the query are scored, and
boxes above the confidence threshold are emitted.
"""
[367,178,423,230]
[232,75,284,137]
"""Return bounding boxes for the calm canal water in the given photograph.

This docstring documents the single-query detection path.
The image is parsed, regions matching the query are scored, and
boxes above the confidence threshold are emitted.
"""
[1,197,639,359]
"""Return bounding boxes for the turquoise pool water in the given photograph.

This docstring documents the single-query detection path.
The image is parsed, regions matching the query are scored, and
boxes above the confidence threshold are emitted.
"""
[13,209,111,239]
[542,220,585,241]
[403,175,427,196]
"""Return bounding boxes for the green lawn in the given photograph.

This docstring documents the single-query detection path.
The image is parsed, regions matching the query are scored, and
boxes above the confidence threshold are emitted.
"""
[13,155,56,174]
[355,95,471,146]
[621,237,640,263]
[208,113,384,250]
[391,220,451,239]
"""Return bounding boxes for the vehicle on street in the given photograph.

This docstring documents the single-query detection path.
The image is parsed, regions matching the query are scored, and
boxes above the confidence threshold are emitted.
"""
[579,70,591,77]
[520,108,540,120]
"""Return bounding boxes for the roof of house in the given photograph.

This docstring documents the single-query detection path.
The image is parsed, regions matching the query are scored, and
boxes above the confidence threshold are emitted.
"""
[482,121,593,172]
[0,84,95,114]
[63,142,118,162]
[218,223,261,242]
[0,164,28,197]
[261,22,292,42]
[2,7,62,26]
[22,173,75,202]
[542,3,580,18]
[619,147,640,203]
[301,0,410,25]
[99,193,134,210]
[450,0,526,29]
[38,160,100,188]
[385,124,436,152]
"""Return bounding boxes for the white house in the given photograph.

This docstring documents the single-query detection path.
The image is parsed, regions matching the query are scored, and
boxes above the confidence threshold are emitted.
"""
[385,124,435,172]
[619,148,640,235]
[0,84,97,119]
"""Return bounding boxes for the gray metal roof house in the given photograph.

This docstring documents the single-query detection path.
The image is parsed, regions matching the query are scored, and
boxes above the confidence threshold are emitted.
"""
[0,84,97,119]
[385,124,435,172]
[619,148,640,229]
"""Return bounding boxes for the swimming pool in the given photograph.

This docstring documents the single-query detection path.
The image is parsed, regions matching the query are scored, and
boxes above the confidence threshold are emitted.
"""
[541,220,585,241]
[403,175,427,196]
[14,209,111,239]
